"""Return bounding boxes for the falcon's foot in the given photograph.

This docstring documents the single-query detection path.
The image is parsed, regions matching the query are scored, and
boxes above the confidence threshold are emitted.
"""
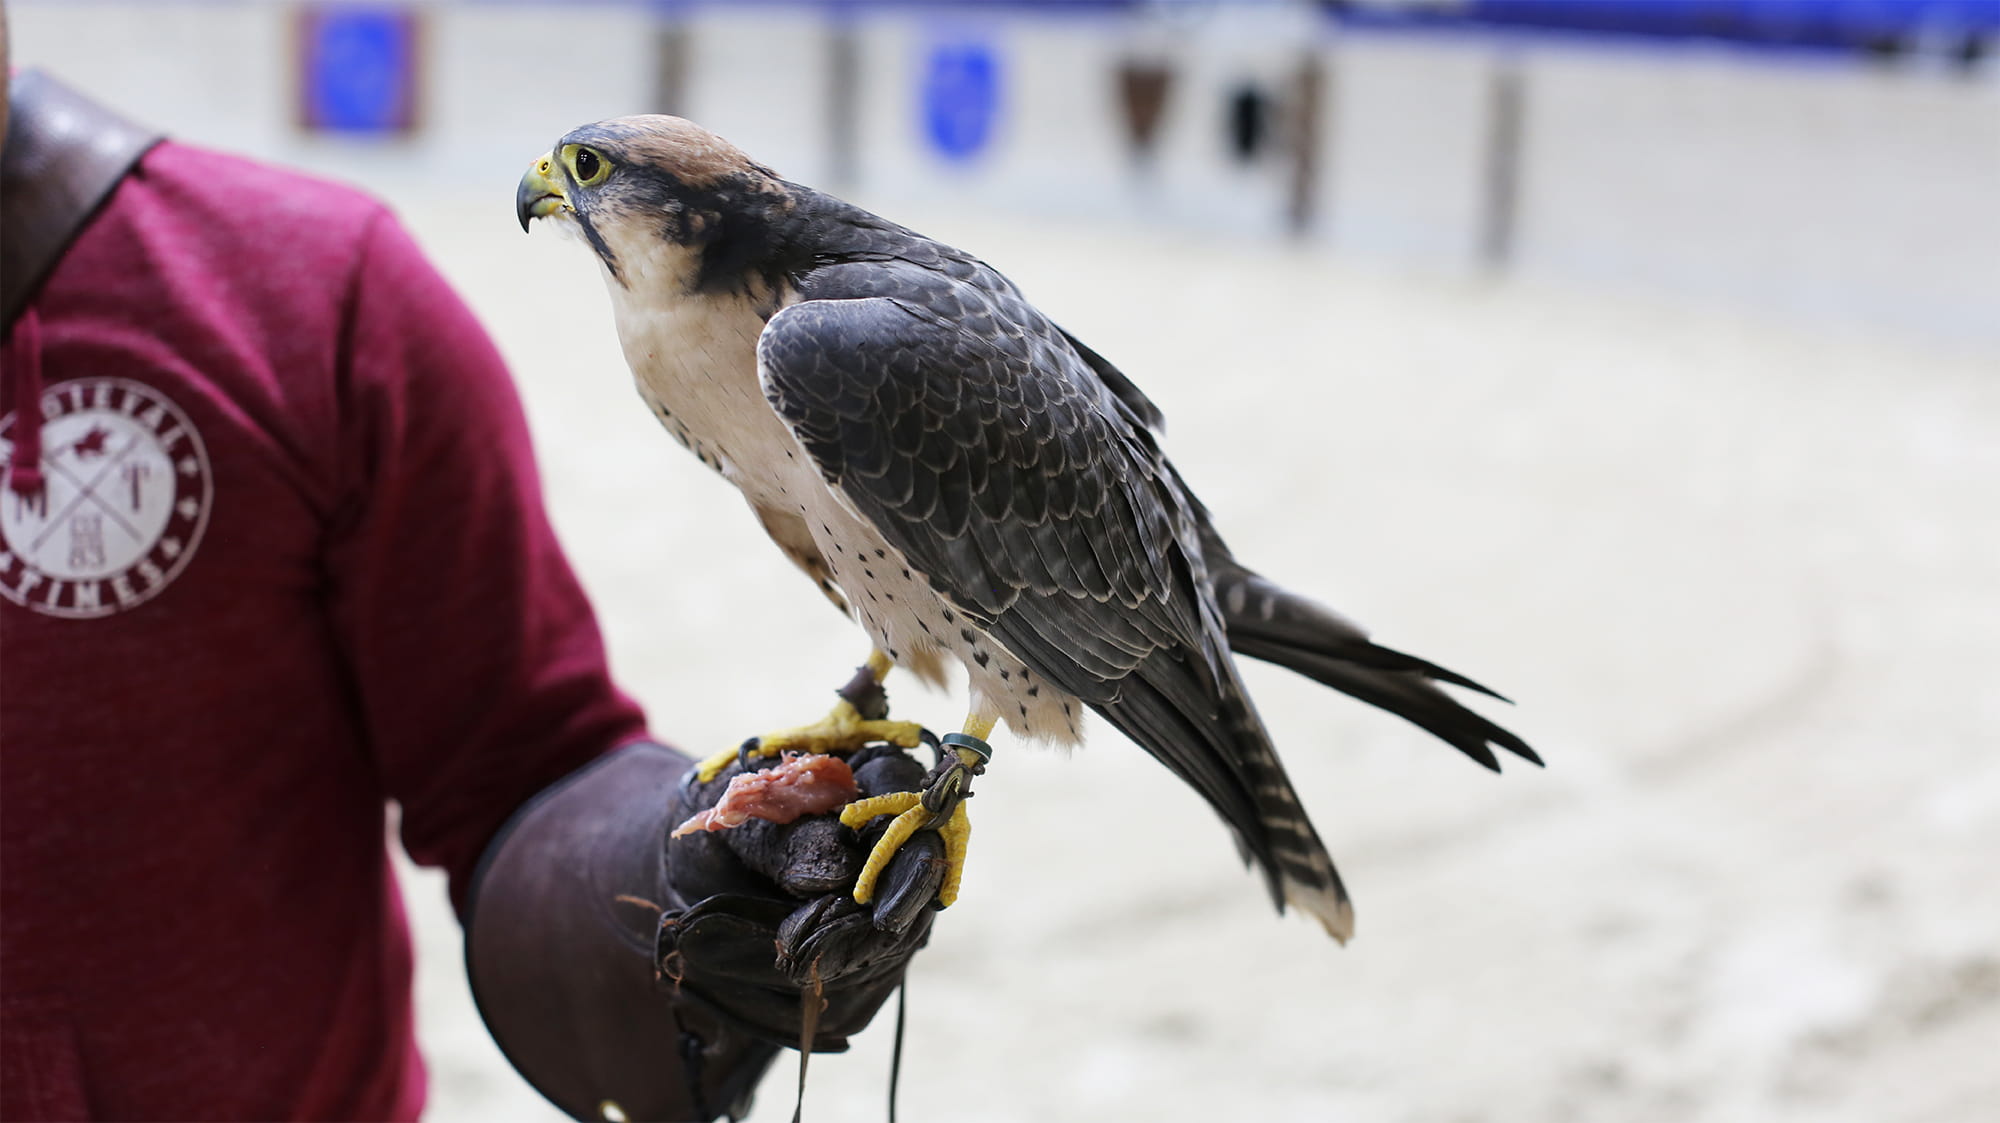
[692,699,925,783]
[693,650,925,783]
[841,718,992,908]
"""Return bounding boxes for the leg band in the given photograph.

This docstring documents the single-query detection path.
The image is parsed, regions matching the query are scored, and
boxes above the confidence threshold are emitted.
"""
[937,732,992,763]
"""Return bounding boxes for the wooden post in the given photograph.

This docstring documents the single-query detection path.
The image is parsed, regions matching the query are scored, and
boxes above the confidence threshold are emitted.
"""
[652,21,688,117]
[826,19,859,189]
[1287,48,1327,237]
[1116,57,1175,168]
[1479,58,1525,271]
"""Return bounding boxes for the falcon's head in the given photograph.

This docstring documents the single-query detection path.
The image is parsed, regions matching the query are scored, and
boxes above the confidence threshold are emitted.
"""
[516,115,796,296]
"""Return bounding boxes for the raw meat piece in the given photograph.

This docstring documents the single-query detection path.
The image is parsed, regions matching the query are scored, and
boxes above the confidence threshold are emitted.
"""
[671,753,861,838]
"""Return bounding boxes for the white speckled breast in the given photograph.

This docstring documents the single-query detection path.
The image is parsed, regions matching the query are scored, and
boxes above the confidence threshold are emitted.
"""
[603,260,1084,744]
[600,247,1088,743]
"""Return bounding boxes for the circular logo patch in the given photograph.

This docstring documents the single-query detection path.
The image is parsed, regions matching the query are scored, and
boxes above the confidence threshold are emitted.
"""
[0,378,213,619]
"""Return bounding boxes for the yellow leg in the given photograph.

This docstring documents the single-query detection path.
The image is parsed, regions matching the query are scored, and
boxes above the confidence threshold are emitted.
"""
[839,711,994,906]
[863,649,895,681]
[693,650,922,782]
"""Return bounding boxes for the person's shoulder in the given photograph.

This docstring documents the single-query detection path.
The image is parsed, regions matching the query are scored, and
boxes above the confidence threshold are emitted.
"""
[132,140,399,271]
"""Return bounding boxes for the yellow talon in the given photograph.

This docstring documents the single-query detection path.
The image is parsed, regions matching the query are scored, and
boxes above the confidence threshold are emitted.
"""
[936,802,971,908]
[839,789,974,908]
[693,699,924,783]
[839,792,922,831]
[846,799,929,903]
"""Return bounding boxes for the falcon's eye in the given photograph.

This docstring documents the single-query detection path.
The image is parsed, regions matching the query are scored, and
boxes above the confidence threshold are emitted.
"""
[565,144,610,187]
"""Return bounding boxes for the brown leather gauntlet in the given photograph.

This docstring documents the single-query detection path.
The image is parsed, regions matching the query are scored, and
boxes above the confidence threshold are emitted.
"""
[466,739,944,1122]
[466,743,775,1121]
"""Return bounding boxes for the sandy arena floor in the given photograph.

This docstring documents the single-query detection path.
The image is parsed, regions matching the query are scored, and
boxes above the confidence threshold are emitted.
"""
[383,194,2000,1123]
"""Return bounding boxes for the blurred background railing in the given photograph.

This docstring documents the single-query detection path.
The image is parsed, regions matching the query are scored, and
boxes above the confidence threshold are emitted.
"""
[13,0,1999,346]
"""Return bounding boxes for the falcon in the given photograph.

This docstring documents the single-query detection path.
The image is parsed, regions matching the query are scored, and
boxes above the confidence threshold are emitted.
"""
[516,117,1537,941]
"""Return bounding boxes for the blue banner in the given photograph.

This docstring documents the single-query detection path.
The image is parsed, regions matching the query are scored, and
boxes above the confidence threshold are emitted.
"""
[922,39,1002,162]
[300,6,419,134]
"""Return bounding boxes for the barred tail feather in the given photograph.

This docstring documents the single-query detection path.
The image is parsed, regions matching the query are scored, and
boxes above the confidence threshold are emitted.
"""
[1286,871,1357,944]
[1220,688,1357,943]
[1097,649,1356,943]
[1215,570,1540,771]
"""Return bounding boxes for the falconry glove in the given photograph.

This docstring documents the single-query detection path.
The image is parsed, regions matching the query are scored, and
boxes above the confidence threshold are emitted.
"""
[660,740,943,1053]
[468,735,943,1122]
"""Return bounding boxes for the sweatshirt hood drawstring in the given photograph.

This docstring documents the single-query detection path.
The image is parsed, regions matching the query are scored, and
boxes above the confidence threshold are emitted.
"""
[4,307,49,506]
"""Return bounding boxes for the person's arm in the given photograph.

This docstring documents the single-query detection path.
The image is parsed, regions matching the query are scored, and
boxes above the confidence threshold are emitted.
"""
[324,207,646,910]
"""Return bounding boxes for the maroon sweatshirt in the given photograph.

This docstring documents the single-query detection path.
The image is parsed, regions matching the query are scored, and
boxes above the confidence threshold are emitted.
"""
[1,141,647,1120]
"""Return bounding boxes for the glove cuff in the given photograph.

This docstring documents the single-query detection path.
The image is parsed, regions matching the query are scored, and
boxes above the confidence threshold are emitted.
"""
[466,742,777,1121]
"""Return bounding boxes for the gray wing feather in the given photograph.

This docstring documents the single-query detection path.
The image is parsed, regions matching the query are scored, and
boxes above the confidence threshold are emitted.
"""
[755,275,1345,912]
[758,288,1205,699]
[745,209,1528,937]
[757,252,1357,935]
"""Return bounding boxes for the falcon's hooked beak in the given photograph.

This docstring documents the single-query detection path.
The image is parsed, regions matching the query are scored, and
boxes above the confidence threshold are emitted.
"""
[516,154,570,232]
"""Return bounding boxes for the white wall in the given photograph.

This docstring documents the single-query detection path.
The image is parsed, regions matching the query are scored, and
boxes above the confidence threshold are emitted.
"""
[847,9,1136,222]
[1512,44,2000,344]
[677,6,836,187]
[1321,34,1498,266]
[419,4,656,187]
[10,1,294,160]
[11,2,1997,346]
[1138,9,1313,237]
[10,1,657,194]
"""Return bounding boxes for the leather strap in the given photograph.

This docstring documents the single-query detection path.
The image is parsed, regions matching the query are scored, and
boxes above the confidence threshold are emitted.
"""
[2,70,164,330]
